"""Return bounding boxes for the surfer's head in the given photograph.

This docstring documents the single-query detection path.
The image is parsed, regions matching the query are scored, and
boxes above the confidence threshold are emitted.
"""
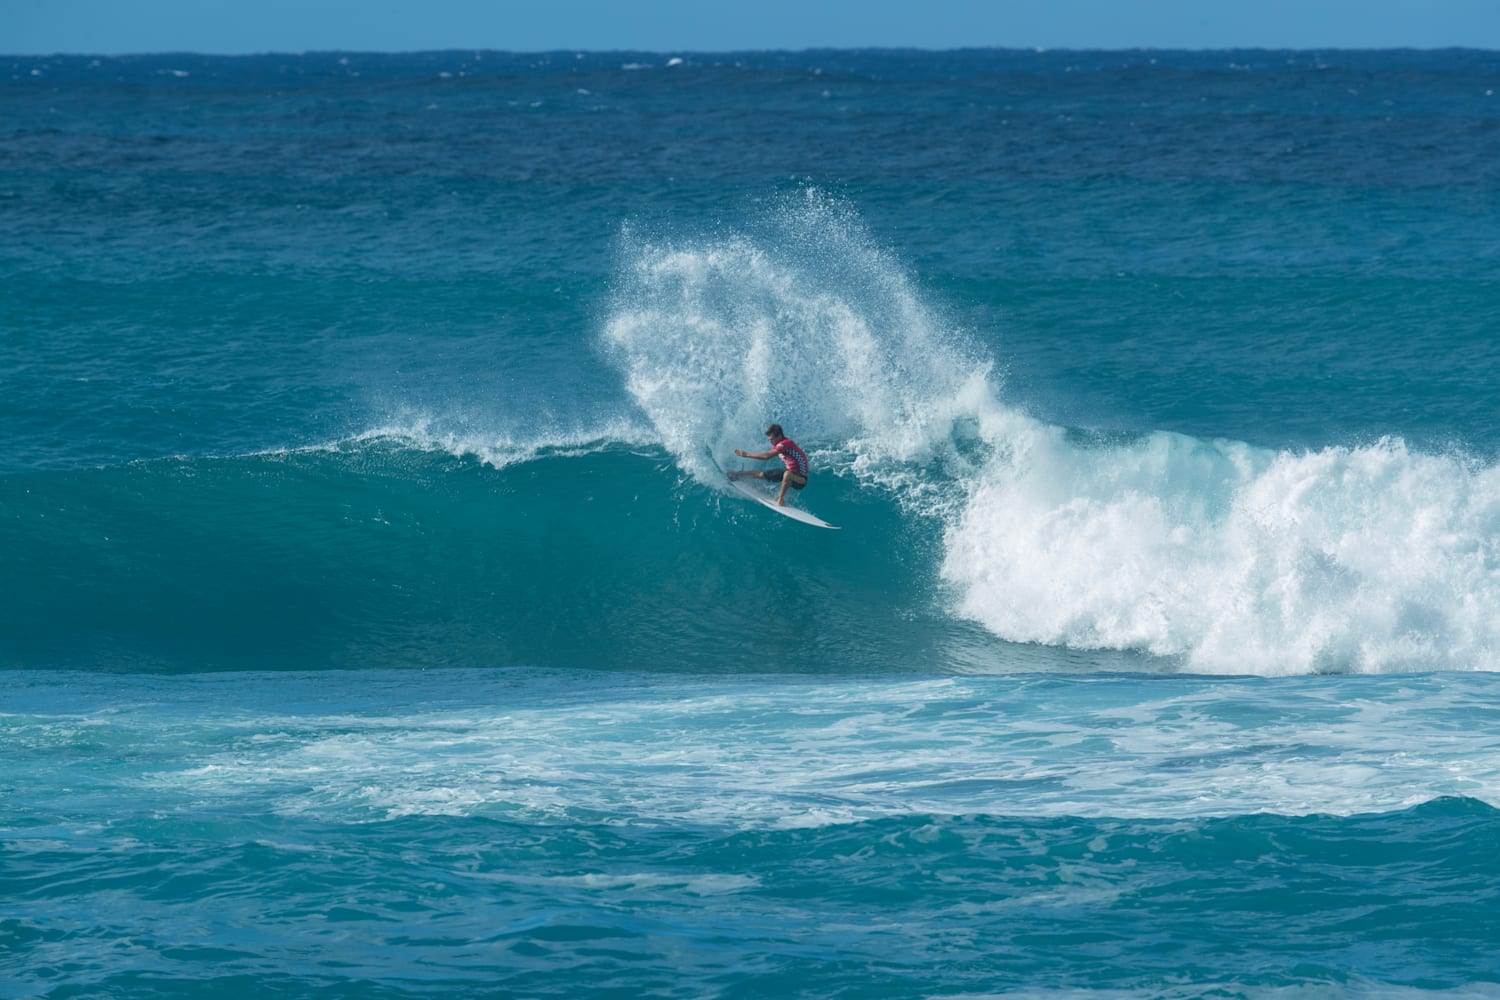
[764,423,784,442]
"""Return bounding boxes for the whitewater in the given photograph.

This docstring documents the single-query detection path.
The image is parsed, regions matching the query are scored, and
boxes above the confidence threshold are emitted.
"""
[4,48,1500,998]
[603,191,1500,676]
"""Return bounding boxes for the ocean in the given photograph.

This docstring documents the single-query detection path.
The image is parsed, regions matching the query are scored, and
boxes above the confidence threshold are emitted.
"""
[3,47,1500,997]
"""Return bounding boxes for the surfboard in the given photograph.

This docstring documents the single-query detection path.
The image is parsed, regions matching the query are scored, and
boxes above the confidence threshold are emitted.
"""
[725,475,840,529]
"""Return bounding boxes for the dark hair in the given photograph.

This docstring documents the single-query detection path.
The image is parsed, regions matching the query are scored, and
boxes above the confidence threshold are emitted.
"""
[764,423,784,437]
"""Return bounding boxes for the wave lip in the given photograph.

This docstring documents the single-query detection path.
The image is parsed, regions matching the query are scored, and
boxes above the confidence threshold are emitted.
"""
[331,413,660,470]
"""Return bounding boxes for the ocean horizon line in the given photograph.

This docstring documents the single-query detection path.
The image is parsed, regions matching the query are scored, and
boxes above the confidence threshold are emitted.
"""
[6,43,1497,59]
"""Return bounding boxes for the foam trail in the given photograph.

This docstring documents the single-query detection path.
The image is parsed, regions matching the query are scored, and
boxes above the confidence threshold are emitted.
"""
[336,412,657,469]
[602,191,1500,675]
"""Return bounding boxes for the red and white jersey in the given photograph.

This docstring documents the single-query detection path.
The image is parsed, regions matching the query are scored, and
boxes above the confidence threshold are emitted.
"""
[774,437,809,477]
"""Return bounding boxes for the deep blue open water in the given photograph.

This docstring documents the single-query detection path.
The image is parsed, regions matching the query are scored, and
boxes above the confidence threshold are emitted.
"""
[3,48,1500,997]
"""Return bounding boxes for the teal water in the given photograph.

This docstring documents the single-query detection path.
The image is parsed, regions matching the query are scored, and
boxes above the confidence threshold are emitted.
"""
[4,49,1500,997]
[6,669,1500,996]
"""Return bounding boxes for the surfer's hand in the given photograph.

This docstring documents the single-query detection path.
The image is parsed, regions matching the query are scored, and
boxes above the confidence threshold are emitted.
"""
[734,449,744,457]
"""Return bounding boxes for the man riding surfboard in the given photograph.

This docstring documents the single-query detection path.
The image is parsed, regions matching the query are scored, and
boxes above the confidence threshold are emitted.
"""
[729,423,809,506]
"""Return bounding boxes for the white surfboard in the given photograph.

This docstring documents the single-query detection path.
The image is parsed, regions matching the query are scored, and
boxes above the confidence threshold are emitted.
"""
[725,475,840,529]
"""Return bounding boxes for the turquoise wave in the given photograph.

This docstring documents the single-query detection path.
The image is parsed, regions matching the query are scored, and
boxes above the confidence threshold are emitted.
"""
[0,441,980,674]
[11,419,1500,676]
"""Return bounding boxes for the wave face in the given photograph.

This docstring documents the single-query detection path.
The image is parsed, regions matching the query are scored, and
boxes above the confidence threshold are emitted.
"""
[0,439,977,674]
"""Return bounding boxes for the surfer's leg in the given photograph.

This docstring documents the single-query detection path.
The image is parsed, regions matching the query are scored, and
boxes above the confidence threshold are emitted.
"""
[776,474,806,506]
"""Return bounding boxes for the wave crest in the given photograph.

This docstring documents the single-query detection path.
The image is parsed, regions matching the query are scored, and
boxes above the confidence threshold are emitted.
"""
[601,191,1500,674]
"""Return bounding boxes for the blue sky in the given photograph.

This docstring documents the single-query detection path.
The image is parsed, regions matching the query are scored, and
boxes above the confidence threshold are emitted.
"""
[5,0,1497,54]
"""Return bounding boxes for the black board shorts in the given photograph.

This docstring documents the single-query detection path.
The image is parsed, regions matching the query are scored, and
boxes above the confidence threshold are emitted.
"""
[765,468,807,489]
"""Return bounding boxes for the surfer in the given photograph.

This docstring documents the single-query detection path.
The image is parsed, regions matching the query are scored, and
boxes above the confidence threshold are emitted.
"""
[729,423,809,506]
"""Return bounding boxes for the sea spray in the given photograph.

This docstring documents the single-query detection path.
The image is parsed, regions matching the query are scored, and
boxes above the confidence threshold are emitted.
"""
[601,190,1002,496]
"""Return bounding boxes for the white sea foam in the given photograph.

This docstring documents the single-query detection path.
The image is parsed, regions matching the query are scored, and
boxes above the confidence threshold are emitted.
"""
[294,413,659,470]
[518,872,760,896]
[603,190,1500,675]
[946,432,1500,674]
[125,672,1500,828]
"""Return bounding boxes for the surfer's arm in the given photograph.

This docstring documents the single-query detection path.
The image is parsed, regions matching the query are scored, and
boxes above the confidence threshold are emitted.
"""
[734,448,775,460]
